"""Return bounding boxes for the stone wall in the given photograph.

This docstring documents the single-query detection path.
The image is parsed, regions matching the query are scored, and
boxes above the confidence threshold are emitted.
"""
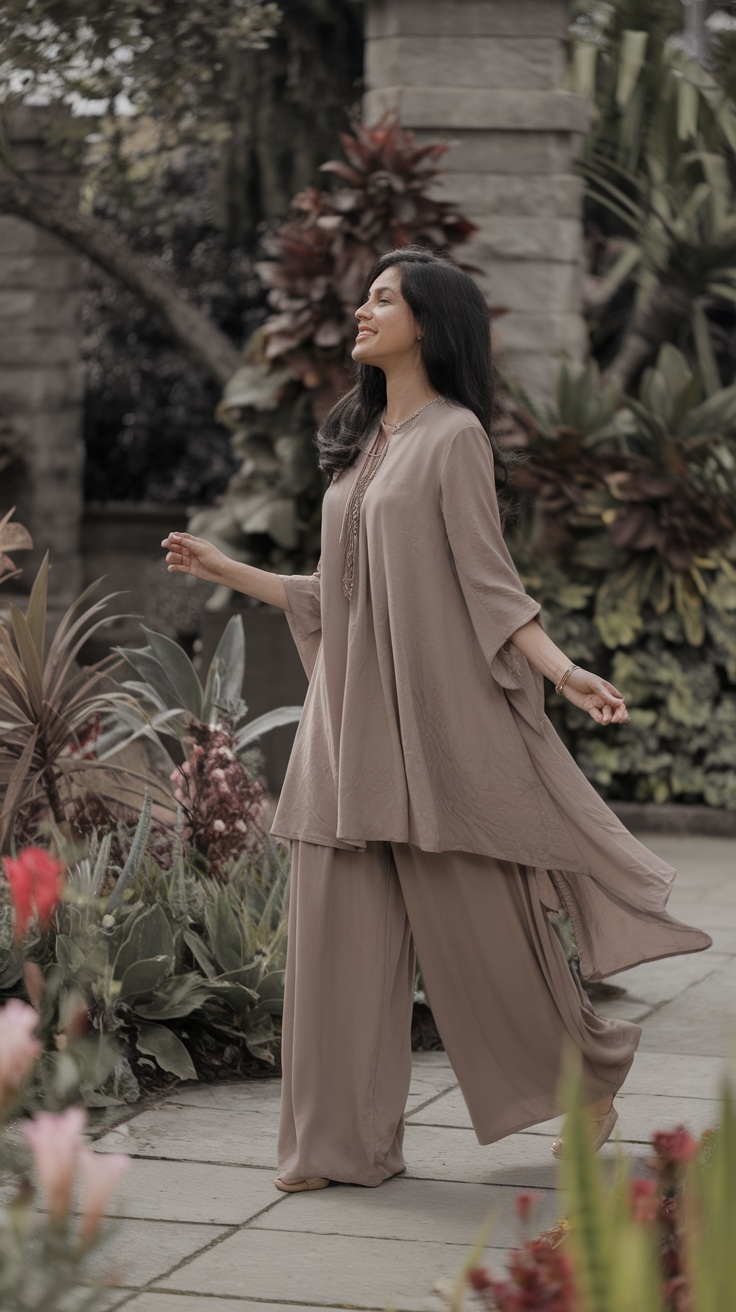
[363,0,589,404]
[0,105,85,617]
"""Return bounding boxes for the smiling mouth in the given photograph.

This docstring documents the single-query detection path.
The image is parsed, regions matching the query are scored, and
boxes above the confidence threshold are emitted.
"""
[355,329,376,340]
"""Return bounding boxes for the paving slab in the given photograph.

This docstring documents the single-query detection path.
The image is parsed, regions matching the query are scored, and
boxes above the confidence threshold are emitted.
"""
[86,1218,228,1287]
[607,950,730,1008]
[250,1174,560,1246]
[412,1084,722,1140]
[153,1228,514,1310]
[101,1159,281,1225]
[636,958,736,1057]
[95,1106,278,1169]
[115,1299,325,1312]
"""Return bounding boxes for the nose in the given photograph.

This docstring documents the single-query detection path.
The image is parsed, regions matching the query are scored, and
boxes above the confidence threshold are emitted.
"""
[355,302,371,322]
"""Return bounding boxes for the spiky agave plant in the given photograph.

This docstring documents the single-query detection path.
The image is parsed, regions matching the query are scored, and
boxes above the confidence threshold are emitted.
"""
[0,558,161,850]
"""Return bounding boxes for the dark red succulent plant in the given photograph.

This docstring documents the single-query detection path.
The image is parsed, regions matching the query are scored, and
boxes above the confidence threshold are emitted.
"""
[251,111,477,421]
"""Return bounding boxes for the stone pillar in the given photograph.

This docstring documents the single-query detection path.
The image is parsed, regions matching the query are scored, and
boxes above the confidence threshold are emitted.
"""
[363,0,590,404]
[0,105,85,617]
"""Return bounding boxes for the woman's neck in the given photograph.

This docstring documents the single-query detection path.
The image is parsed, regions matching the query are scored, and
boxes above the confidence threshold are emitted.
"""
[383,365,438,427]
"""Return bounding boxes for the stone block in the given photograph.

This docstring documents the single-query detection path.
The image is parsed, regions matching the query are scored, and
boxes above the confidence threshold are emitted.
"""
[0,330,81,366]
[427,171,584,219]
[366,0,568,40]
[365,35,565,92]
[0,216,73,256]
[464,217,584,263]
[0,254,82,292]
[477,260,584,315]
[0,363,86,410]
[619,1052,736,1100]
[0,289,82,329]
[494,310,588,355]
[501,349,561,405]
[364,87,590,133]
[415,128,586,175]
[5,103,75,143]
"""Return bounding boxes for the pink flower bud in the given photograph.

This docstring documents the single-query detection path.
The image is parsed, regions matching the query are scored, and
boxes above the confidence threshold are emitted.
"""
[0,999,41,1109]
[22,1107,87,1223]
[77,1146,130,1243]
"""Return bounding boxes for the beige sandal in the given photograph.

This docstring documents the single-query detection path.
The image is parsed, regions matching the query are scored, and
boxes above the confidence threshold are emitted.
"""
[551,1103,618,1160]
[273,1175,330,1193]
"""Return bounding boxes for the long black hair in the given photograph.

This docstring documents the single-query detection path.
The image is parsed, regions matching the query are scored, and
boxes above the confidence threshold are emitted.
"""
[315,246,513,503]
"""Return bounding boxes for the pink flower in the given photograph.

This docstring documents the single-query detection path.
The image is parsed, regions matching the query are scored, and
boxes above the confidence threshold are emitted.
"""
[22,1107,86,1223]
[629,1177,659,1223]
[0,999,41,1108]
[77,1147,130,1243]
[3,847,65,939]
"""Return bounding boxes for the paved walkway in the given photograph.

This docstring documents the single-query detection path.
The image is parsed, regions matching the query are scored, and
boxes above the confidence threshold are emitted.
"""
[93,834,736,1311]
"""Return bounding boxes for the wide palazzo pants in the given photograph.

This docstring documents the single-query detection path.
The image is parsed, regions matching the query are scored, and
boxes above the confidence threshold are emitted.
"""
[277,839,642,1188]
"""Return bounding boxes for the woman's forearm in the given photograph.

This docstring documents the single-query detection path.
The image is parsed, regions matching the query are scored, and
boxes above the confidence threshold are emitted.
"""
[508,616,571,686]
[220,559,289,611]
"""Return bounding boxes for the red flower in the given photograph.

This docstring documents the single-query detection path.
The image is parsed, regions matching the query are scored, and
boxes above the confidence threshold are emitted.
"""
[3,847,65,940]
[516,1192,540,1223]
[651,1127,699,1164]
[467,1266,493,1292]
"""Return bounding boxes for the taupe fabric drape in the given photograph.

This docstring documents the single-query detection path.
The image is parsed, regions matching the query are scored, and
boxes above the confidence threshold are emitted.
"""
[271,399,712,981]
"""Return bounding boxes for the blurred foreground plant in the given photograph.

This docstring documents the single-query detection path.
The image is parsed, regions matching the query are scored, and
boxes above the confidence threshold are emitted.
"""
[0,996,129,1312]
[437,1054,731,1312]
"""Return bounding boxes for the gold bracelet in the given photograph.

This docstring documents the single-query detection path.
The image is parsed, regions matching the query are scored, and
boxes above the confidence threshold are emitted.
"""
[555,662,578,695]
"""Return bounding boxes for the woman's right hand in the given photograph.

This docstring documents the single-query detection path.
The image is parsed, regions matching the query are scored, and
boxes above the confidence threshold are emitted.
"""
[161,532,229,586]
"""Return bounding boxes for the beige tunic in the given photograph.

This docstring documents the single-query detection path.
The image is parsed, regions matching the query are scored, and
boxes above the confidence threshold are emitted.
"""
[270,399,712,981]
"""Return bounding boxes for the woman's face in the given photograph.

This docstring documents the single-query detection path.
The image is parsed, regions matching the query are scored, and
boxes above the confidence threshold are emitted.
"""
[351,265,422,369]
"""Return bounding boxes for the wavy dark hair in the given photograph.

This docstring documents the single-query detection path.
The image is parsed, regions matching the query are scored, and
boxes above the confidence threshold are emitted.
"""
[315,246,514,506]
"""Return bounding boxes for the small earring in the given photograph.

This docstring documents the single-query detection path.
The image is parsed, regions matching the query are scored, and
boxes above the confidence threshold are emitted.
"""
[417,335,422,340]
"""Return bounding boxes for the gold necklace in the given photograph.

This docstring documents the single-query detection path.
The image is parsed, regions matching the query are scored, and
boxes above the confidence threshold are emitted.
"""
[381,396,441,432]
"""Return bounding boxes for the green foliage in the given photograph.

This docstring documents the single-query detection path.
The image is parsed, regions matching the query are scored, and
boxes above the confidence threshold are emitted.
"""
[568,2,736,388]
[3,810,290,1102]
[102,615,302,774]
[0,1,280,124]
[192,113,478,571]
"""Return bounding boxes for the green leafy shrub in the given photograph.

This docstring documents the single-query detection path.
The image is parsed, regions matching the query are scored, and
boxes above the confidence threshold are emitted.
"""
[508,347,736,809]
[2,799,289,1104]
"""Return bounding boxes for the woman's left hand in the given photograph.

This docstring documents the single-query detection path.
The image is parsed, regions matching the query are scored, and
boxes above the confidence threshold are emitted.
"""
[560,666,630,726]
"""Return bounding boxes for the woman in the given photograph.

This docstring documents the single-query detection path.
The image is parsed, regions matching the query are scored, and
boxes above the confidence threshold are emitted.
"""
[162,247,712,1193]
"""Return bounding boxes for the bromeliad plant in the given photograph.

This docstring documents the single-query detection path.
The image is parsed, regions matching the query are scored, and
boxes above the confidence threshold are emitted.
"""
[97,614,301,874]
[189,110,477,574]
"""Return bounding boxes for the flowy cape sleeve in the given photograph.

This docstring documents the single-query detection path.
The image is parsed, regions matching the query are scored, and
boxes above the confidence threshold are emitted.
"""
[439,425,547,732]
[279,560,321,678]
